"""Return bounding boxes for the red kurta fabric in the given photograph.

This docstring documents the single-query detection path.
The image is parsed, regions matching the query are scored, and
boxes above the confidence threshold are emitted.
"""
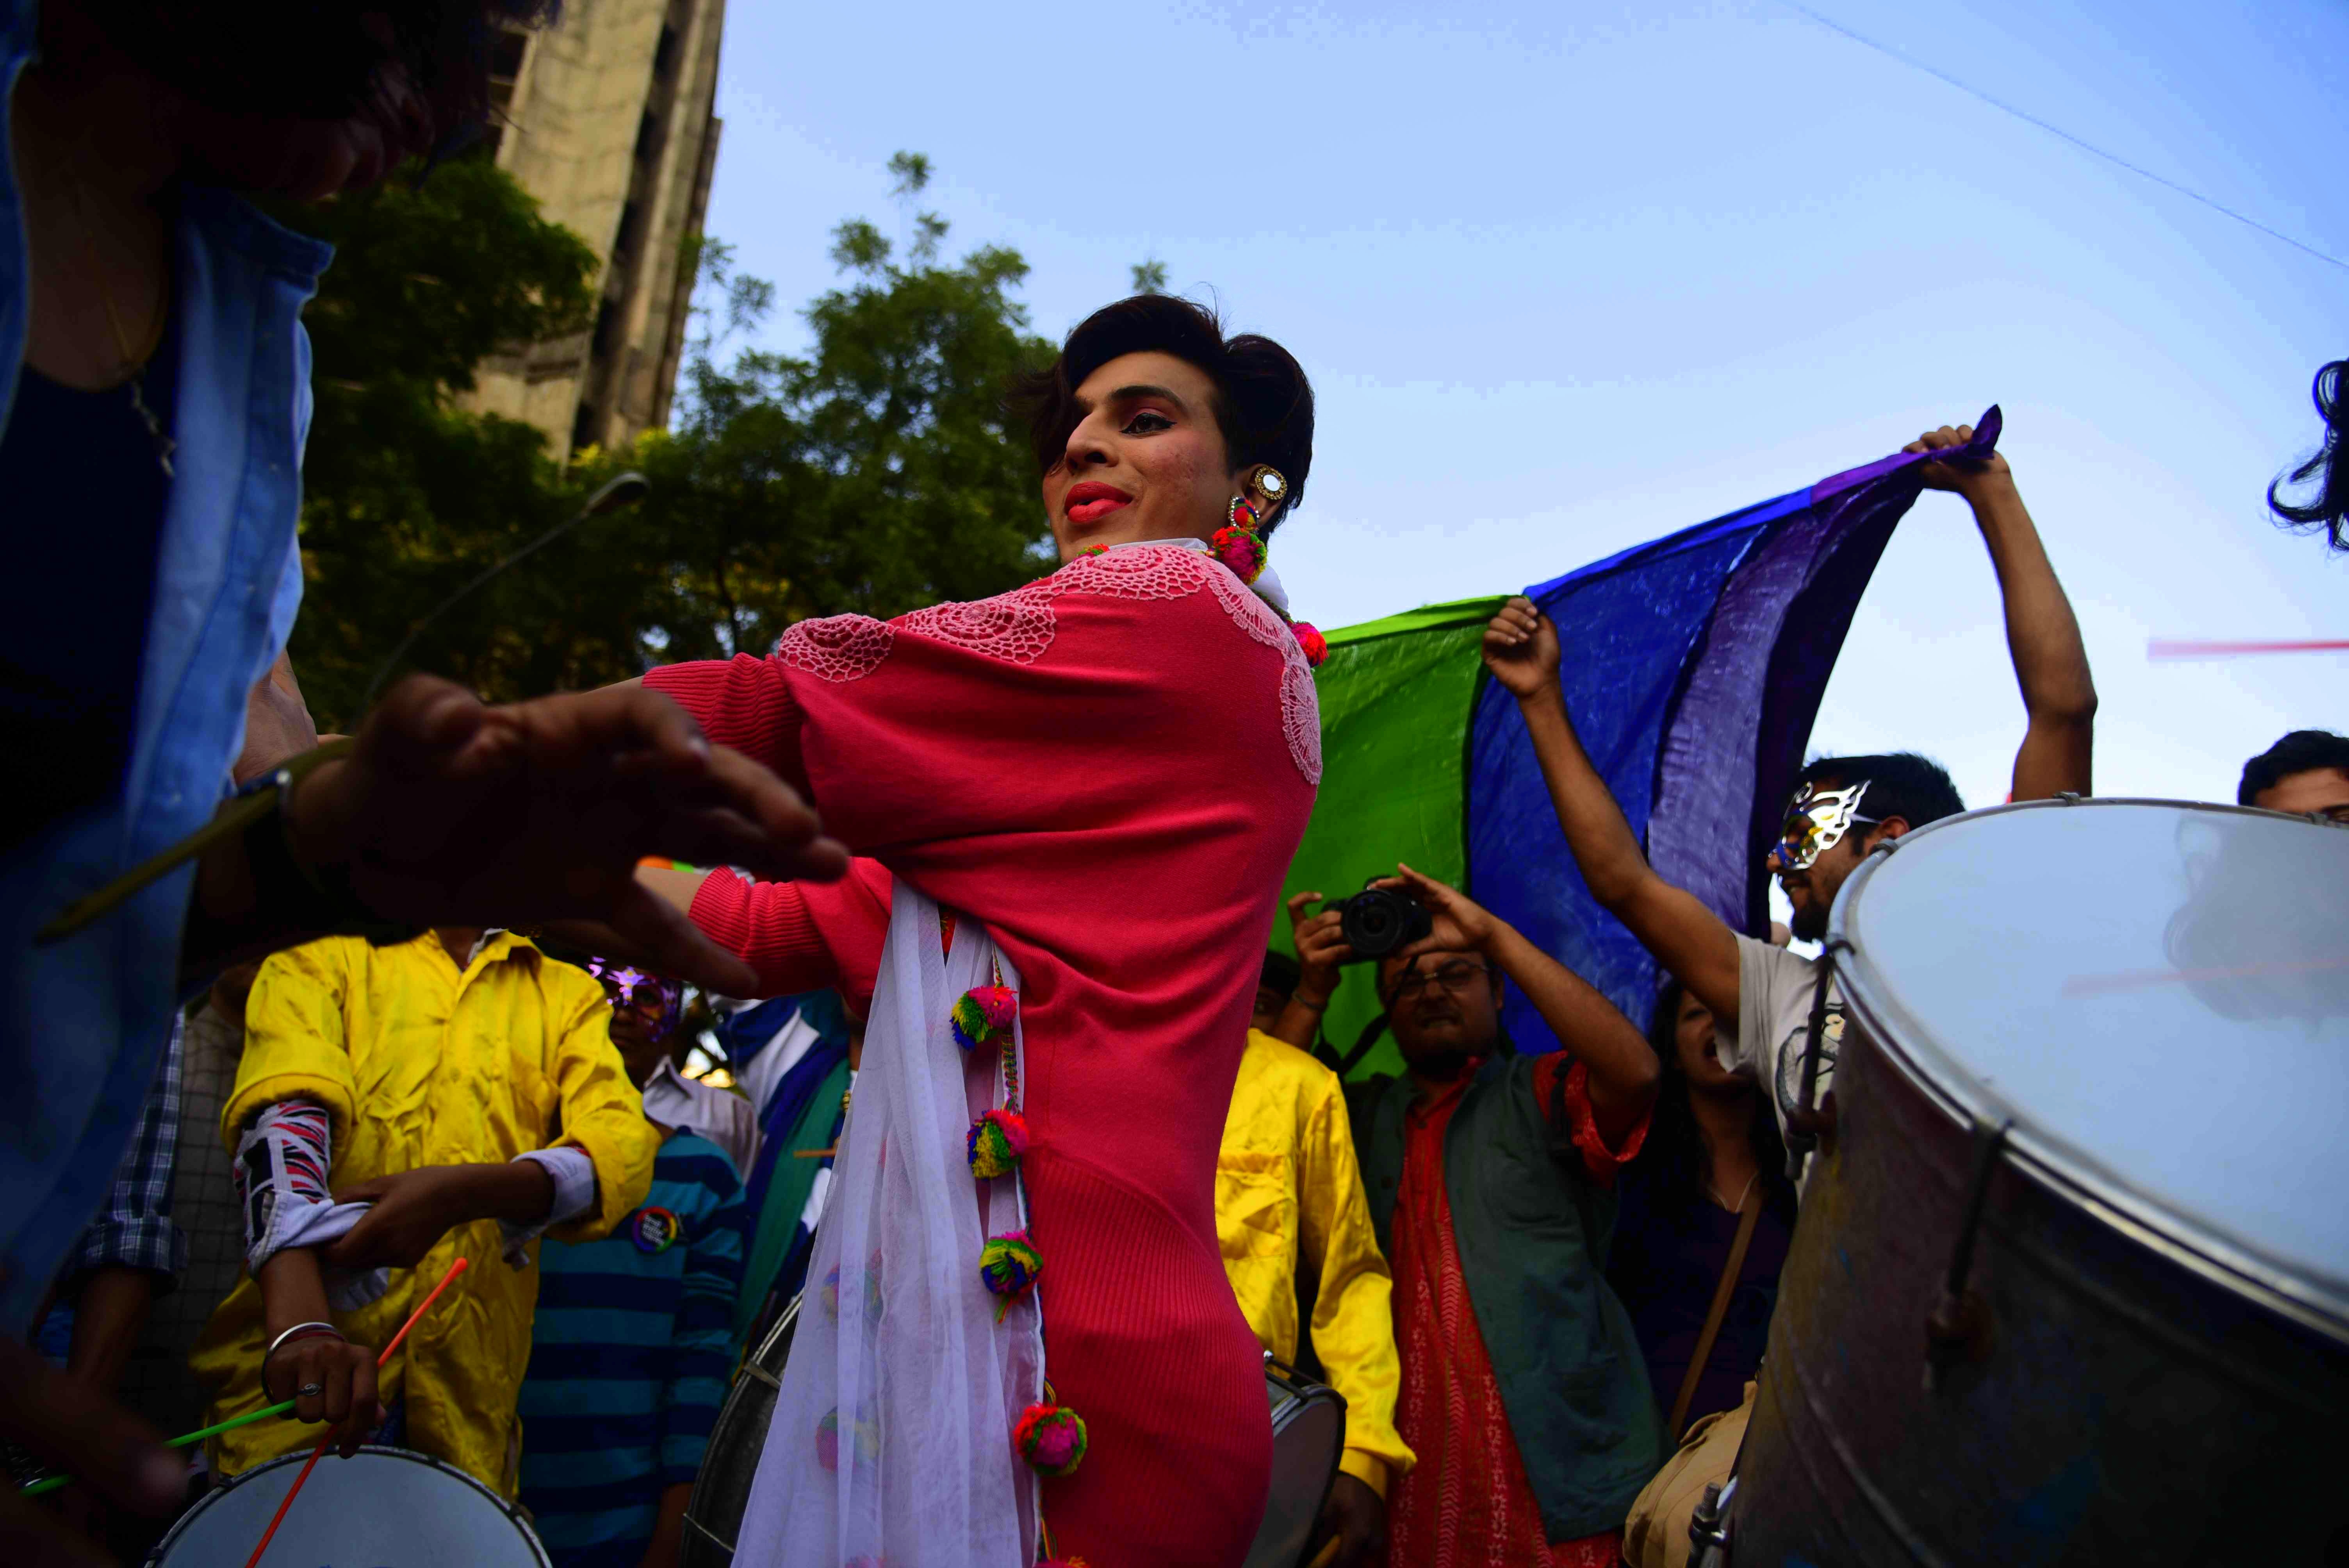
[1386,1058,1633,1568]
[647,545,1319,1565]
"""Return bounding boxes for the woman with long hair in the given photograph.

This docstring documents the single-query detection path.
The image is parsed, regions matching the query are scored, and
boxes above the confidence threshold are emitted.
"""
[2271,358,2348,553]
[1606,979,1797,1440]
[625,293,1325,1565]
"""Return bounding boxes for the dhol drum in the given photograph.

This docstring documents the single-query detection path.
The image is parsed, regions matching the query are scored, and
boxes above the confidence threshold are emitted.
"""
[1245,1354,1346,1568]
[146,1444,548,1565]
[1728,798,2349,1566]
[683,1294,800,1566]
[684,1300,1345,1566]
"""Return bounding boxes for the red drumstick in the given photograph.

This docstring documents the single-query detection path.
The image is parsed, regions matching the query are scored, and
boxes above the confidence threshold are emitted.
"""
[242,1256,472,1568]
[2148,637,2349,658]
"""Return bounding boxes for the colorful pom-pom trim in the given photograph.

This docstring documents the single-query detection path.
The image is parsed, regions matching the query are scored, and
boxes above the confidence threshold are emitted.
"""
[967,1108,1029,1179]
[1292,621,1328,668]
[1014,1401,1089,1477]
[950,985,1018,1053]
[816,1408,880,1472]
[1212,523,1268,585]
[979,1230,1042,1321]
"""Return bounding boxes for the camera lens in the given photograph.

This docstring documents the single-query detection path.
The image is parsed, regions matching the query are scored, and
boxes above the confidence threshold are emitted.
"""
[1340,886,1430,959]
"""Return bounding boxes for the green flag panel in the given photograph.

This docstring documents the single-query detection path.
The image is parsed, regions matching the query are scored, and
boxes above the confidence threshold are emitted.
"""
[1275,596,1507,1080]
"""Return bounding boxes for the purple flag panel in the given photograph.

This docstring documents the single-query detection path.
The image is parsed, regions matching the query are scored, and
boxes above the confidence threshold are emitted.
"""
[1467,410,2001,1048]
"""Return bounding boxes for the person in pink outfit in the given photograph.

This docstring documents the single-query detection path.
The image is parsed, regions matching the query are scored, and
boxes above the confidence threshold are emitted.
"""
[624,295,1328,1565]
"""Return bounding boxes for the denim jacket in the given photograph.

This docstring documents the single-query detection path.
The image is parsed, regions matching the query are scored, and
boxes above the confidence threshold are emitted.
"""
[0,0,331,1329]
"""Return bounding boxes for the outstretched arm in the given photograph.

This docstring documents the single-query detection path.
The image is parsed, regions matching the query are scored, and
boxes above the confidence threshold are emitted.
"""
[1482,604,1743,1026]
[1388,866,1659,1145]
[1907,424,2097,801]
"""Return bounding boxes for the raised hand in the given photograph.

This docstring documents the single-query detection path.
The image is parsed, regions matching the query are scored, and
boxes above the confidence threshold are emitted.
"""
[1285,888,1355,1004]
[285,675,849,994]
[1905,421,2012,496]
[1379,863,1500,961]
[1481,596,1561,700]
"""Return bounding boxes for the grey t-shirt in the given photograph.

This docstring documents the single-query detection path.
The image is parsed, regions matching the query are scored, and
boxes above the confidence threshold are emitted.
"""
[1718,934,1844,1187]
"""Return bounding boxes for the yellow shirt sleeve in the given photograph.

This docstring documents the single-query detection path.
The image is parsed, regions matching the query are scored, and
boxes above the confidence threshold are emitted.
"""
[1296,1064,1416,1490]
[542,969,658,1241]
[224,937,362,1149]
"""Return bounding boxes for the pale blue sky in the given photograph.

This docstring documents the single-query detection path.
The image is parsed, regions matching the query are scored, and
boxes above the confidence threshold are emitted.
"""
[697,0,2346,818]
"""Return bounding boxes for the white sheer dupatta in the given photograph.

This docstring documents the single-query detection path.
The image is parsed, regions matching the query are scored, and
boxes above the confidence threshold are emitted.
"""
[734,885,1044,1567]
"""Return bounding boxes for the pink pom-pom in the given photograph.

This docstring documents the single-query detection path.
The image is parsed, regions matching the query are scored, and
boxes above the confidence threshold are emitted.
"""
[1212,524,1267,584]
[1293,622,1328,668]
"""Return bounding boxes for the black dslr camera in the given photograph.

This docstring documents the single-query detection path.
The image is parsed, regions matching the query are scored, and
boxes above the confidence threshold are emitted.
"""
[1337,883,1432,960]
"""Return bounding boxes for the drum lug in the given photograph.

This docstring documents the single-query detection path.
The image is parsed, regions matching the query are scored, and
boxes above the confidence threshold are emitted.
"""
[1925,1117,2011,1392]
[1688,1474,1736,1566]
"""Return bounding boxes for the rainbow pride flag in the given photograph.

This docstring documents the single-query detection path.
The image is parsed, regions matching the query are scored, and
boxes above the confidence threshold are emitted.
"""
[1281,411,2000,1076]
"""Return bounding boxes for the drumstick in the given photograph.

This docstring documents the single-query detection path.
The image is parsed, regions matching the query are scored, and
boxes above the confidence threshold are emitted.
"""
[241,1256,471,1568]
[2147,637,2349,658]
[16,1399,300,1497]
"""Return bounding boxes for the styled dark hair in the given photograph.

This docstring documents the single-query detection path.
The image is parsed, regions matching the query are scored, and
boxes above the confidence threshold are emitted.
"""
[2269,360,2349,553]
[1260,949,1301,998]
[2237,729,2349,807]
[1796,751,1964,832]
[1009,294,1315,539]
[87,0,556,137]
[1640,980,1795,1227]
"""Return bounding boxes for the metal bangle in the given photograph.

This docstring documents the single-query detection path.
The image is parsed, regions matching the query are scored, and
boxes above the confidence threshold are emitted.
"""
[261,1321,347,1403]
[266,1321,345,1360]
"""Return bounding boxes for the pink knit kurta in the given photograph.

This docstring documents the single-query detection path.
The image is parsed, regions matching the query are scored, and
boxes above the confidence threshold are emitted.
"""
[645,545,1319,1564]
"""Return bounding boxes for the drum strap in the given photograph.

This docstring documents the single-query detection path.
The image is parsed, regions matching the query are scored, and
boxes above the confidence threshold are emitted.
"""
[1666,1185,1763,1443]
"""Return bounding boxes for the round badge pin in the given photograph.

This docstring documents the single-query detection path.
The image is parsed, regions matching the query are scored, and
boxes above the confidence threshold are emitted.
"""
[631,1206,681,1254]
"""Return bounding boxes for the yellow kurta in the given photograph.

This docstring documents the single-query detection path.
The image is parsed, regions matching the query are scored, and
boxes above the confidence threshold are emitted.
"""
[1217,1029,1415,1495]
[190,932,658,1495]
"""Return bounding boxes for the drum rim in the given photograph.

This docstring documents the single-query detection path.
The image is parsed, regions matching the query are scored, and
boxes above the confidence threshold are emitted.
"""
[1829,795,2349,1347]
[144,1443,551,1567]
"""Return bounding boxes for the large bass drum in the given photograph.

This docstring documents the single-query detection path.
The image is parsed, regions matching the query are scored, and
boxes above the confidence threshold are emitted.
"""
[683,1294,799,1565]
[1731,798,2349,1565]
[147,1445,548,1565]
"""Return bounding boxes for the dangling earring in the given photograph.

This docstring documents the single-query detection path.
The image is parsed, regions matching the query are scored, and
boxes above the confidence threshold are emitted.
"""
[1213,466,1286,583]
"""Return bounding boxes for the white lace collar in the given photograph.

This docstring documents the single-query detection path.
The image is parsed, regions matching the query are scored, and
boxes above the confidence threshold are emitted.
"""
[1094,536,1291,618]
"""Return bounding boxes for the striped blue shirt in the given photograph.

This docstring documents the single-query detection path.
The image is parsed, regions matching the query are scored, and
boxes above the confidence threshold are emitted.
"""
[520,1130,747,1566]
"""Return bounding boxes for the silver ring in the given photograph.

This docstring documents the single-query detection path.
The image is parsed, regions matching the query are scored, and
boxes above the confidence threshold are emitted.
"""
[296,1382,326,1398]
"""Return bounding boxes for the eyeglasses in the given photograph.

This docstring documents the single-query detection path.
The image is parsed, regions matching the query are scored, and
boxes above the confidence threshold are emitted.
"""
[1383,959,1495,1007]
[1774,780,1880,872]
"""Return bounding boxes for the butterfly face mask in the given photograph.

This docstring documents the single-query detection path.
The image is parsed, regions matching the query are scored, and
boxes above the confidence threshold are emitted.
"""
[1774,780,1879,872]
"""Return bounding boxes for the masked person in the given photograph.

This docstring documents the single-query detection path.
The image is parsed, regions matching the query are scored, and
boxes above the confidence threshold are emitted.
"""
[1308,866,1661,1568]
[187,928,659,1495]
[520,959,747,1568]
[1224,950,1413,1566]
[1481,419,2095,1189]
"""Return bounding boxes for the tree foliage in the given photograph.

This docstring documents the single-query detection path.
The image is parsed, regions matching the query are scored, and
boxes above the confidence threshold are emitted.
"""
[266,153,597,729]
[280,152,1057,728]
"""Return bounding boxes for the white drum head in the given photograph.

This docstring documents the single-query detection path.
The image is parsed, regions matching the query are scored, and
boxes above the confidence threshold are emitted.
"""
[149,1445,549,1566]
[1833,799,2349,1330]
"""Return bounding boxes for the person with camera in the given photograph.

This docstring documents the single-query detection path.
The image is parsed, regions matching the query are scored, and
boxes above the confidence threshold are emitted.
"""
[1293,866,1663,1568]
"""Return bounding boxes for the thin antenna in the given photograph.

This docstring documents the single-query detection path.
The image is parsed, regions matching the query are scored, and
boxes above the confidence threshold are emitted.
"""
[359,472,650,715]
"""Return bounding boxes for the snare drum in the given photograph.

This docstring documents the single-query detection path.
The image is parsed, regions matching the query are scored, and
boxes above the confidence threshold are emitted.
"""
[1244,1355,1346,1568]
[683,1294,799,1565]
[1731,798,2349,1565]
[146,1444,548,1566]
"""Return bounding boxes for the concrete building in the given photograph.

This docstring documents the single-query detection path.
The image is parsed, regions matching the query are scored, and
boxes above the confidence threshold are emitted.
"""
[465,0,725,462]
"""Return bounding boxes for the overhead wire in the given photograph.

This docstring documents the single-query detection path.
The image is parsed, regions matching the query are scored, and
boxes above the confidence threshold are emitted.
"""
[1781,2,2349,276]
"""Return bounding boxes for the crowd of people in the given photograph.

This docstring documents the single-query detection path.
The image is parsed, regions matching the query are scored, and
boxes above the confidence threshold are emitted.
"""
[4,2,2345,1566]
